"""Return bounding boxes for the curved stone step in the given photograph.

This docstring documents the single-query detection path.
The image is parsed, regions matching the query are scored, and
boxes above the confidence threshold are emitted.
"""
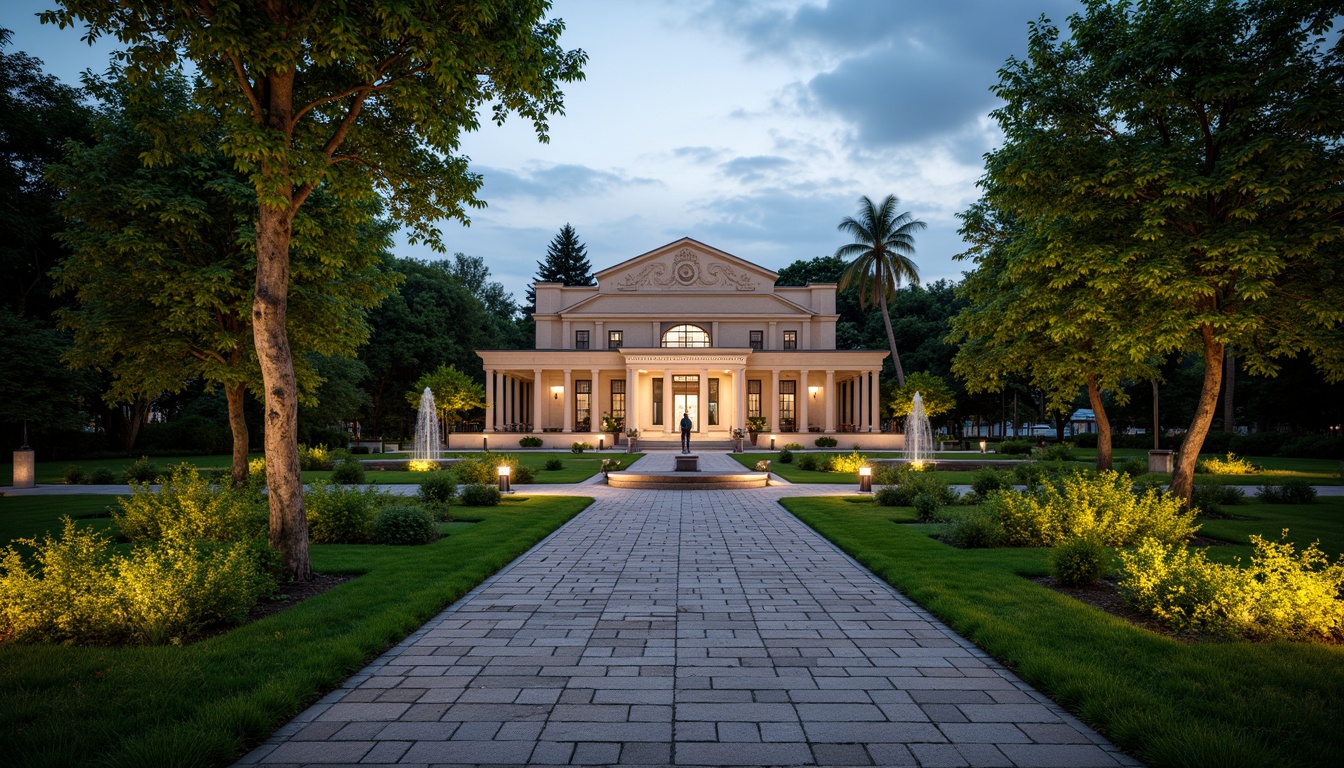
[606,471,769,490]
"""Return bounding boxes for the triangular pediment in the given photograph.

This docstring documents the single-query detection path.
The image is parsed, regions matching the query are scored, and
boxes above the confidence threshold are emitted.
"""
[594,238,777,294]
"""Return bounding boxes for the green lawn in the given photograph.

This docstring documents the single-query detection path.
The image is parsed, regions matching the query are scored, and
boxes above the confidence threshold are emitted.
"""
[0,495,121,544]
[780,495,1344,768]
[0,494,593,767]
[1197,497,1344,561]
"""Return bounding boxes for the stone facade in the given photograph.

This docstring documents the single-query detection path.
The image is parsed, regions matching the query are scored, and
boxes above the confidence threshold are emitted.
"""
[463,238,903,449]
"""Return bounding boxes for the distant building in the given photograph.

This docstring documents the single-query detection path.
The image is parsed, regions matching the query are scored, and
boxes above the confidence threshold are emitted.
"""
[464,238,903,448]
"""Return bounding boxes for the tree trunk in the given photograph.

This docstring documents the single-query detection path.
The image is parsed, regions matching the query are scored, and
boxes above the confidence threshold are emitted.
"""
[1086,375,1113,472]
[225,382,250,487]
[878,300,905,387]
[1223,348,1235,433]
[1169,327,1224,503]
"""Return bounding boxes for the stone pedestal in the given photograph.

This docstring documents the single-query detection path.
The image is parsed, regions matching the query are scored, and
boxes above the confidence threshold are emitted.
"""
[674,454,700,472]
[1148,450,1174,473]
[12,449,35,489]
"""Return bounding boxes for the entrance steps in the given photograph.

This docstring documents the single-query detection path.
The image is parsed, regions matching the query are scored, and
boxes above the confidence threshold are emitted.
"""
[637,439,736,452]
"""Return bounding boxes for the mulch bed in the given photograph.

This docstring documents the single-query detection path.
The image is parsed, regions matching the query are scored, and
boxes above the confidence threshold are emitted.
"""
[190,573,354,644]
[1031,576,1201,643]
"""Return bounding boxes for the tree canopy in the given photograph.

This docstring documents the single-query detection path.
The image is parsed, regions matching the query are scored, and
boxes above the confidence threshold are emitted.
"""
[972,0,1344,496]
[406,364,486,431]
[888,371,957,421]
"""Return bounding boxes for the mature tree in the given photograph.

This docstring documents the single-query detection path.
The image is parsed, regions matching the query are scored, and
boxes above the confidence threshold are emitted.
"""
[888,371,957,421]
[50,72,397,485]
[950,200,1157,471]
[299,354,372,443]
[527,223,593,310]
[450,252,528,349]
[0,29,90,318]
[982,0,1344,497]
[47,1,586,579]
[406,364,486,437]
[835,195,926,387]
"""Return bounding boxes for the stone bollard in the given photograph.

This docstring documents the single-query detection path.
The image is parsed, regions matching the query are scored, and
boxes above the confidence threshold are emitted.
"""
[13,449,35,489]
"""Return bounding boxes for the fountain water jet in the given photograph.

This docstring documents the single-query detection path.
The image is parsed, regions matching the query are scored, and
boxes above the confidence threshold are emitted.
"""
[412,387,440,462]
[905,391,934,468]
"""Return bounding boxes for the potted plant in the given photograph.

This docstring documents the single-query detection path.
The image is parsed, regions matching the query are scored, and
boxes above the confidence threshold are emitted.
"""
[730,427,745,453]
[625,427,639,453]
[746,416,768,446]
[601,413,624,446]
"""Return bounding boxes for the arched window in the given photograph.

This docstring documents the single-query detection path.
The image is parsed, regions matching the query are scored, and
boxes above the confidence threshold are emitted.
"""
[661,324,711,348]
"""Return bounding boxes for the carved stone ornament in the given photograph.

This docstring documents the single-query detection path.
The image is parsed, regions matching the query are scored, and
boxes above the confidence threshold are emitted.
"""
[616,249,758,292]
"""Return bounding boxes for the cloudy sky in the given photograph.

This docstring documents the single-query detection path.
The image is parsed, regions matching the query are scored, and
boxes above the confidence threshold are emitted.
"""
[4,0,1082,303]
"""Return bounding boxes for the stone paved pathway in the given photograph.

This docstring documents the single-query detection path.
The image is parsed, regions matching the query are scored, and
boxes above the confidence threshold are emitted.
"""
[236,452,1140,767]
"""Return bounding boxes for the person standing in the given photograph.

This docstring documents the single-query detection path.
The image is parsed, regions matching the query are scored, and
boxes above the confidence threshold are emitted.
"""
[680,411,693,453]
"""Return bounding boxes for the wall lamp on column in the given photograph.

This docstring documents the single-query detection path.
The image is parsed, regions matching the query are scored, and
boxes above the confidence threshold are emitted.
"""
[551,386,563,400]
[809,386,819,400]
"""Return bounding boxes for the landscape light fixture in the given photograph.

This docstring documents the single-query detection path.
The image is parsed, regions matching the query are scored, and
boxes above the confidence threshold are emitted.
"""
[858,466,872,493]
[551,385,563,400]
[979,440,987,454]
[770,435,776,450]
[598,436,605,451]
[482,435,488,452]
[497,465,511,494]
[809,386,819,400]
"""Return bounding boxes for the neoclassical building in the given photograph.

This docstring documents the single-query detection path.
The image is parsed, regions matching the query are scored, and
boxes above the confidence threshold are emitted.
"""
[458,238,903,449]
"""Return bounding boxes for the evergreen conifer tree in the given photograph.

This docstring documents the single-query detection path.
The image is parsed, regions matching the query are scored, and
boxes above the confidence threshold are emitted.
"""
[527,224,593,311]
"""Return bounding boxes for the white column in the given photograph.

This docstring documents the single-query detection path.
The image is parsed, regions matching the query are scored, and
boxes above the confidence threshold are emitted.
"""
[799,368,810,434]
[663,367,675,433]
[770,369,780,434]
[484,368,496,431]
[590,368,601,434]
[869,369,880,432]
[825,370,836,433]
[699,368,708,432]
[736,367,747,430]
[533,369,543,432]
[563,369,573,432]
[626,367,637,433]
[857,374,867,433]
[502,374,512,429]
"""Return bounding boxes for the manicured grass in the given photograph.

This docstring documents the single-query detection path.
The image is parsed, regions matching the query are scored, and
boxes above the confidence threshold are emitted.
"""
[781,496,1344,768]
[1074,449,1344,485]
[0,495,120,544]
[728,452,1042,486]
[1,454,237,486]
[0,494,592,767]
[1197,497,1344,561]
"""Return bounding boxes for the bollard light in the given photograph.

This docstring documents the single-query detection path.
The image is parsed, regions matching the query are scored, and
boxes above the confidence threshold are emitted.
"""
[770,435,776,450]
[483,435,489,452]
[597,435,604,452]
[979,440,987,454]
[858,466,872,493]
[497,465,511,494]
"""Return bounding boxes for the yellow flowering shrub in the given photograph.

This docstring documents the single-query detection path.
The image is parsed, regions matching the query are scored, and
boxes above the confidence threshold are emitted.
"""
[113,465,267,543]
[406,459,440,472]
[1196,452,1257,475]
[831,450,868,474]
[988,471,1198,547]
[1118,532,1344,641]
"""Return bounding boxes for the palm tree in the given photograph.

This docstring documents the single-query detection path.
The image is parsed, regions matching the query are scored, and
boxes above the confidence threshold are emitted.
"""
[835,194,925,387]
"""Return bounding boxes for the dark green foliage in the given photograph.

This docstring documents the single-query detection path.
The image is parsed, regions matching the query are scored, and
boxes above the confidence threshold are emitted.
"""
[778,449,793,464]
[942,507,1005,549]
[304,483,383,544]
[88,468,117,484]
[570,442,590,454]
[797,454,818,471]
[122,457,161,484]
[1042,443,1076,462]
[1257,481,1317,505]
[1116,457,1147,478]
[970,469,1012,498]
[62,465,85,485]
[913,493,940,523]
[879,470,959,507]
[1191,485,1246,517]
[1050,537,1110,587]
[874,486,904,507]
[331,459,366,485]
[418,472,458,505]
[544,459,564,471]
[372,505,436,545]
[526,224,593,310]
[871,464,902,486]
[460,484,501,507]
[998,440,1034,455]
[814,436,838,448]
[519,436,543,447]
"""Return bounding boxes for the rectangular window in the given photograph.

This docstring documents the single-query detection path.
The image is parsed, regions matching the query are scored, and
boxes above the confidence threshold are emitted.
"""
[708,378,719,426]
[748,379,762,419]
[782,330,797,350]
[652,377,663,426]
[749,330,763,351]
[779,380,797,433]
[610,379,626,424]
[608,330,623,349]
[575,330,589,350]
[575,379,591,431]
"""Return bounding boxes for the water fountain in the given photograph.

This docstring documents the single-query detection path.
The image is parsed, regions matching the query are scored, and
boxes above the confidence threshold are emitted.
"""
[905,391,934,468]
[412,387,440,462]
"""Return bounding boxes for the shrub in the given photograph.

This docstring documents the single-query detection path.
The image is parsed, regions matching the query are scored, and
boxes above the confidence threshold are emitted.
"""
[406,459,439,472]
[1256,480,1317,504]
[123,456,161,484]
[913,493,940,523]
[1191,484,1246,517]
[998,439,1034,455]
[814,436,838,448]
[460,483,501,507]
[349,445,370,455]
[519,436,543,448]
[873,486,905,507]
[114,466,268,544]
[1050,537,1110,587]
[783,443,803,451]
[797,455,818,471]
[455,454,509,485]
[970,469,1011,499]
[1012,460,1076,489]
[777,449,793,464]
[832,450,868,474]
[371,505,437,545]
[871,464,902,486]
[331,458,366,485]
[0,520,271,645]
[418,472,458,505]
[1116,457,1147,478]
[63,465,86,485]
[1042,443,1077,462]
[571,442,591,454]
[544,459,564,471]
[876,466,959,507]
[942,507,1005,548]
[304,481,388,544]
[986,471,1198,547]
[1197,452,1257,475]
[1074,432,1099,448]
[248,456,266,479]
[1117,533,1344,641]
[297,444,335,471]
[88,467,117,484]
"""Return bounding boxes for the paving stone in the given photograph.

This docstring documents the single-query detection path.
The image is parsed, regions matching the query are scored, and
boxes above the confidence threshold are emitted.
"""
[675,742,813,766]
[812,743,874,765]
[572,741,621,764]
[259,741,373,764]
[999,743,1124,766]
[619,741,672,765]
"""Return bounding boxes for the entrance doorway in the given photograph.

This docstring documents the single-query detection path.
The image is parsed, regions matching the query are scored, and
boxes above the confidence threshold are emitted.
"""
[673,375,700,431]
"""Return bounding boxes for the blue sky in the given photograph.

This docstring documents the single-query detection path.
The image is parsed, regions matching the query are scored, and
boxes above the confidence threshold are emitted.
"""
[3,0,1082,303]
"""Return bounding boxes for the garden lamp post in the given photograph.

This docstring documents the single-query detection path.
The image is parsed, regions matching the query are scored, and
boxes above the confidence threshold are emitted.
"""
[497,465,511,494]
[858,466,872,493]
